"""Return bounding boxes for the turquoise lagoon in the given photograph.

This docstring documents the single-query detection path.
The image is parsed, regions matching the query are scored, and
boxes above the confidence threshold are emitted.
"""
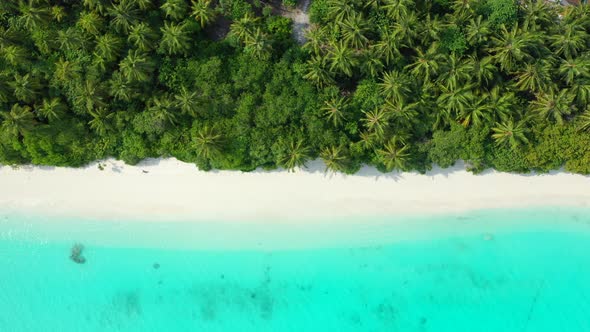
[1,207,590,331]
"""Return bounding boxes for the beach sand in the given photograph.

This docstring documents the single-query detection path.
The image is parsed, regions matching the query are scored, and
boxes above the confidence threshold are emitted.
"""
[1,158,589,222]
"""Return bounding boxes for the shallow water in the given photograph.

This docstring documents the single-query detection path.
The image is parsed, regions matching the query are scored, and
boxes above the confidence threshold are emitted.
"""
[1,207,590,331]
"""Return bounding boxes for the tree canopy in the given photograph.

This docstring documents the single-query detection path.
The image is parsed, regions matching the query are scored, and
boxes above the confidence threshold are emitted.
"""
[1,0,590,174]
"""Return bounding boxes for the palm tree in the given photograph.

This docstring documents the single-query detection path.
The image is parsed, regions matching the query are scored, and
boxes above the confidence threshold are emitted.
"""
[419,14,444,42]
[437,84,474,117]
[54,58,82,84]
[451,0,475,22]
[1,45,28,66]
[483,87,517,123]
[491,120,529,149]
[437,54,472,90]
[109,71,136,101]
[339,11,369,49]
[357,130,378,151]
[175,86,201,117]
[458,99,491,127]
[562,3,590,28]
[108,0,139,33]
[147,94,178,125]
[363,0,389,9]
[244,28,272,60]
[359,47,384,78]
[303,26,329,56]
[570,80,590,109]
[383,0,412,21]
[95,34,122,61]
[229,13,258,43]
[374,29,401,66]
[465,15,490,46]
[489,24,537,72]
[382,99,419,128]
[558,56,590,86]
[327,0,355,21]
[464,55,497,86]
[521,0,556,32]
[0,74,11,104]
[132,0,153,10]
[550,23,588,59]
[327,41,357,77]
[379,70,411,103]
[92,53,110,74]
[56,28,83,52]
[36,97,66,122]
[514,60,552,93]
[383,100,420,129]
[160,0,187,21]
[377,136,410,171]
[82,0,108,14]
[128,23,158,51]
[190,0,216,28]
[577,109,590,132]
[303,55,335,87]
[278,138,311,171]
[321,96,348,127]
[193,125,223,159]
[10,73,38,103]
[88,107,113,136]
[0,104,36,138]
[0,2,17,14]
[77,11,104,36]
[119,49,155,82]
[392,12,418,48]
[362,107,390,138]
[406,45,443,83]
[73,80,107,114]
[0,26,16,48]
[160,21,190,55]
[31,28,54,55]
[17,0,50,30]
[1,107,32,137]
[363,0,387,9]
[320,145,348,173]
[529,90,575,125]
[430,104,452,130]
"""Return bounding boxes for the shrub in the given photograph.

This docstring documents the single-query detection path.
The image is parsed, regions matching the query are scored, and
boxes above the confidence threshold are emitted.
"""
[282,0,298,8]
[440,25,468,54]
[487,0,518,28]
[309,0,329,24]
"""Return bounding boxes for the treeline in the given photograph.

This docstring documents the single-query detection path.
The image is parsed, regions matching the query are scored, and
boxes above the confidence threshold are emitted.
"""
[1,0,590,174]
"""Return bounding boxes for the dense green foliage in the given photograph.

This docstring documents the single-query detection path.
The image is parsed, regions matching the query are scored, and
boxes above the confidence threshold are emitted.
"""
[1,0,590,174]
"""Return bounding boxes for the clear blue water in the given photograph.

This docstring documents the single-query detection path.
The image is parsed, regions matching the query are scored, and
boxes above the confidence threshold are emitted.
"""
[1,207,590,331]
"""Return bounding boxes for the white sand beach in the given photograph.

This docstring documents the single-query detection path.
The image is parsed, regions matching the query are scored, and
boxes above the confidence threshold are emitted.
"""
[0,158,589,223]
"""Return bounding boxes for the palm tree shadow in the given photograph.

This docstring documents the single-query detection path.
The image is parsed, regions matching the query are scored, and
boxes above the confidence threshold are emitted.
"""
[354,167,404,181]
[137,158,162,167]
[15,165,56,172]
[295,160,468,181]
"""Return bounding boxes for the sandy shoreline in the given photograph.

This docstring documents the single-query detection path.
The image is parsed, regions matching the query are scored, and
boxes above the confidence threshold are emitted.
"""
[0,158,589,222]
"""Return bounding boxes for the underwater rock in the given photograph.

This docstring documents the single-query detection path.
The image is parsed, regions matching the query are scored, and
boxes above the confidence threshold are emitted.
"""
[70,243,86,264]
[153,263,160,269]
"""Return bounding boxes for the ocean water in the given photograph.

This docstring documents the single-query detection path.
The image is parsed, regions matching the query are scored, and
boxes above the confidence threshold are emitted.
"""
[1,207,590,331]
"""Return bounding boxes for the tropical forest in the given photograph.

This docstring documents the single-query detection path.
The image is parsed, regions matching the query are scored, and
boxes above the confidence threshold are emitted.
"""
[1,0,590,174]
